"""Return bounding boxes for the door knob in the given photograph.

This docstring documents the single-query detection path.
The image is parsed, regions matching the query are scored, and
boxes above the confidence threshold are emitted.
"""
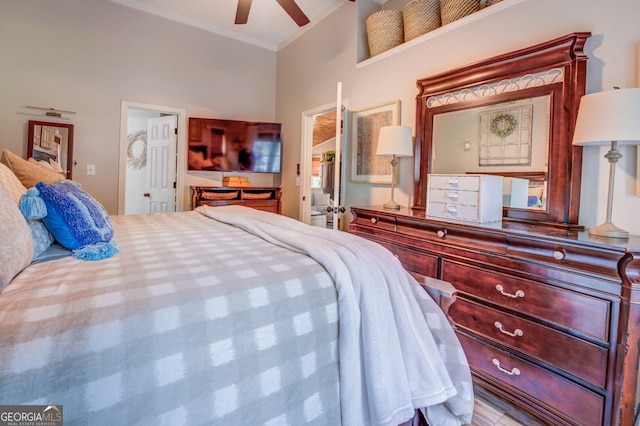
[143,193,151,198]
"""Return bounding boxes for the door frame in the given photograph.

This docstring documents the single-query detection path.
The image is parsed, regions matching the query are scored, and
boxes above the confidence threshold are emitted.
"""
[118,101,187,215]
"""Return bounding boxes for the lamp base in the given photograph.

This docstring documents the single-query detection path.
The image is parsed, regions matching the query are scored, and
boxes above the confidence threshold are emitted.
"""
[382,199,401,210]
[588,222,629,239]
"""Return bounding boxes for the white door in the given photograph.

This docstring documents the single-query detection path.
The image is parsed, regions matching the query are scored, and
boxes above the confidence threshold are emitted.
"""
[146,115,177,213]
[330,102,344,230]
[298,98,346,230]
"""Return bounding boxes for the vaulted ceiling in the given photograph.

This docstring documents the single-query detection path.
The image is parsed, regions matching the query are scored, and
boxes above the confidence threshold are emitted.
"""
[110,0,367,51]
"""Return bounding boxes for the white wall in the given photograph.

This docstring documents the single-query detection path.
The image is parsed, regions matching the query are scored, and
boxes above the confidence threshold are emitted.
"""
[276,0,640,234]
[3,0,639,232]
[0,0,278,213]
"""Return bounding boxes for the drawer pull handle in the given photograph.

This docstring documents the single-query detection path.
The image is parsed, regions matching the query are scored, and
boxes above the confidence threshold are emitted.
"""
[492,358,521,376]
[446,178,460,186]
[436,229,447,238]
[446,206,458,214]
[495,285,525,299]
[494,321,523,337]
[553,250,565,260]
[370,217,379,224]
[447,192,459,200]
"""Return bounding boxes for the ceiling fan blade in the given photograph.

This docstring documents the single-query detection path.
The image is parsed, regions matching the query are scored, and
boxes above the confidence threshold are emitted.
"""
[275,0,310,26]
[235,0,252,24]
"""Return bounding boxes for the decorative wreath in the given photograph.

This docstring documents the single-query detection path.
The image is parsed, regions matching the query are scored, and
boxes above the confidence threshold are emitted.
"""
[490,113,518,138]
[126,130,147,169]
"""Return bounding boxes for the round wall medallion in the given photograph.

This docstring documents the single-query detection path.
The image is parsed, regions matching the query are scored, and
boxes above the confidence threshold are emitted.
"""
[490,113,517,138]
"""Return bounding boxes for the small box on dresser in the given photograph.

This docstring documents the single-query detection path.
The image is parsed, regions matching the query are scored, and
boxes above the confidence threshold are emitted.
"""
[427,174,503,223]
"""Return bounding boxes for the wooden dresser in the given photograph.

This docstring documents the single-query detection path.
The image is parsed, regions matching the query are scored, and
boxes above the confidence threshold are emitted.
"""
[350,206,640,426]
[191,186,282,214]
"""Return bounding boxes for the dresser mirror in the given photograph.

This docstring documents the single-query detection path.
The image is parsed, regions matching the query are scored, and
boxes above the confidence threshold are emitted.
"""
[27,120,74,179]
[413,32,590,226]
[432,93,551,210]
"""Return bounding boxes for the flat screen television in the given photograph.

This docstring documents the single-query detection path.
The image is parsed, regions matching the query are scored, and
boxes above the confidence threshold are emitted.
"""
[188,117,282,173]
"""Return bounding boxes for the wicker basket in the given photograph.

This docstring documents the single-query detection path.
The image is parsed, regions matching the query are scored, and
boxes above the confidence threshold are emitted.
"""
[403,0,441,42]
[440,0,480,25]
[479,0,503,7]
[366,9,404,57]
[201,191,238,201]
[243,192,272,200]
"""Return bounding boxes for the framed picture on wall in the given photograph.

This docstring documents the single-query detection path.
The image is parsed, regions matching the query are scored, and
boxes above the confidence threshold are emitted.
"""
[350,100,400,183]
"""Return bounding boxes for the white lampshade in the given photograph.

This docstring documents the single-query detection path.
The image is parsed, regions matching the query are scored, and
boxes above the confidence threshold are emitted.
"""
[377,125,414,157]
[572,88,640,146]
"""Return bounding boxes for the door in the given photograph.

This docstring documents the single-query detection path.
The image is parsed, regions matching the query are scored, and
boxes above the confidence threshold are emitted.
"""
[146,115,177,213]
[300,97,346,229]
[119,102,186,215]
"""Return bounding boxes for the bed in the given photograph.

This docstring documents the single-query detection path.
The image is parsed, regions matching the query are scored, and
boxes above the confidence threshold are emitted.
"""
[0,158,473,425]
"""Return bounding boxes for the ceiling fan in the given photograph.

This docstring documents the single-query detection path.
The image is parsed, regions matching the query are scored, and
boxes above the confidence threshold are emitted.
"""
[235,0,355,27]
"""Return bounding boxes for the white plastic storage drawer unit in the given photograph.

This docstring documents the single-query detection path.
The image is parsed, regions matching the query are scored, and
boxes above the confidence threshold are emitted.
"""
[427,174,503,223]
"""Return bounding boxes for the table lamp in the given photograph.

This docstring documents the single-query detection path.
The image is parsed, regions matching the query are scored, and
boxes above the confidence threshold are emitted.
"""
[572,87,640,239]
[376,125,413,210]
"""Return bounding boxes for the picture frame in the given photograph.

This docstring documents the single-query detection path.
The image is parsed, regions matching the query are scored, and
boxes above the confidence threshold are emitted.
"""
[350,100,400,183]
[27,120,74,179]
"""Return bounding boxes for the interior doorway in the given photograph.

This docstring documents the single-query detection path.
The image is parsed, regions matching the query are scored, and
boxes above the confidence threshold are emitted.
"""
[300,102,347,230]
[118,101,187,215]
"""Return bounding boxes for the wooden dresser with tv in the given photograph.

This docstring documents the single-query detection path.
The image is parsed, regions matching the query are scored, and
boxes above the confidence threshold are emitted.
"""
[191,186,282,214]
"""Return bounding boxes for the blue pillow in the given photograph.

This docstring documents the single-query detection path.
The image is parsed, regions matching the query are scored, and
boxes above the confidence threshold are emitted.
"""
[27,219,55,260]
[527,195,541,207]
[31,181,119,260]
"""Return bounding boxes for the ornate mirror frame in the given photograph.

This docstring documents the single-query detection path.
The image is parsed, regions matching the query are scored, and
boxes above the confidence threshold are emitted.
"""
[413,32,590,227]
[27,120,74,180]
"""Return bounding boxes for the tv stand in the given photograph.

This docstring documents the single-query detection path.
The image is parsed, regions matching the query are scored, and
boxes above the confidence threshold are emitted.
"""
[191,186,282,214]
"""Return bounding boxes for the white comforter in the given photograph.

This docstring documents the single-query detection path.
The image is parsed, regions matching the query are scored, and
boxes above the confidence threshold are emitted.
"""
[198,206,474,426]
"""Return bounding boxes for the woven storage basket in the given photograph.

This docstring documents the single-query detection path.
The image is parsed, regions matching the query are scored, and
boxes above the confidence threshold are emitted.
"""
[440,0,480,25]
[366,9,404,57]
[480,0,503,7]
[243,192,271,200]
[201,191,238,201]
[403,0,441,42]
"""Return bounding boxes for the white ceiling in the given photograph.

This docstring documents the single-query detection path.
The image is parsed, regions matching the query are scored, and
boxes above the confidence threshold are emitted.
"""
[110,0,368,51]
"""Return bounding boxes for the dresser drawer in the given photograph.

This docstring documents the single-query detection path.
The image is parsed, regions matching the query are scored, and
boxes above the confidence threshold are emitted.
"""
[377,242,439,279]
[459,332,604,426]
[428,188,480,206]
[507,235,624,284]
[442,260,610,341]
[427,202,480,222]
[351,208,508,255]
[428,174,483,191]
[450,298,607,387]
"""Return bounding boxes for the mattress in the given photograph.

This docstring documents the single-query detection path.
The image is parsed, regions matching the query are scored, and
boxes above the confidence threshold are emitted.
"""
[0,207,473,425]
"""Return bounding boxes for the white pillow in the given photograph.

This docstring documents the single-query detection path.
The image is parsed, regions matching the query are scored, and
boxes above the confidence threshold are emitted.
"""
[0,162,27,204]
[0,182,34,291]
[28,157,53,170]
[49,158,64,173]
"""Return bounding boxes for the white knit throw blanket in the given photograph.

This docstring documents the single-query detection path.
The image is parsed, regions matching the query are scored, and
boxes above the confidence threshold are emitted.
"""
[197,206,474,426]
